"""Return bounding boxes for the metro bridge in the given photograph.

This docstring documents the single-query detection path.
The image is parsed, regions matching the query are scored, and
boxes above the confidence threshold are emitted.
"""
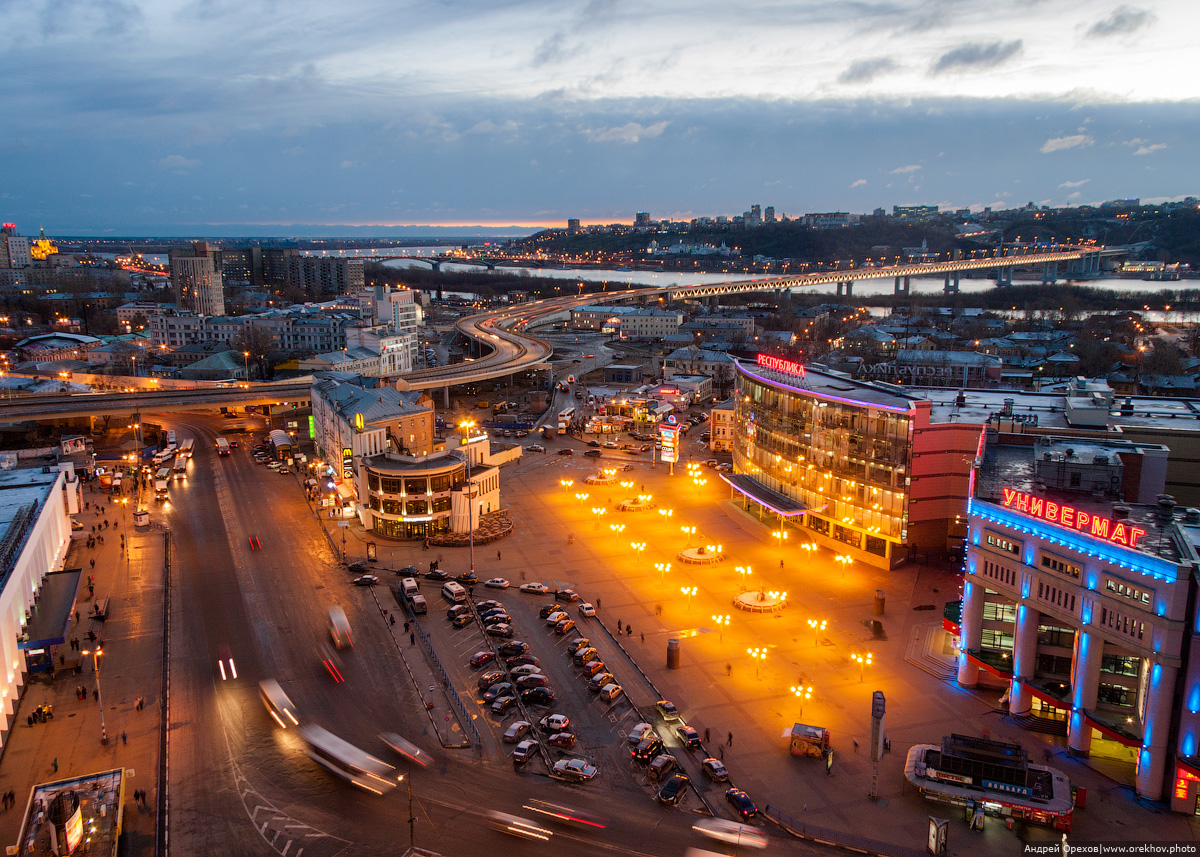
[0,245,1116,421]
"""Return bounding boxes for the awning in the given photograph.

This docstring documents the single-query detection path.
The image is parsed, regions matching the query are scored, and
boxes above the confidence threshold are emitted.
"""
[719,473,808,517]
[21,569,81,649]
[335,482,355,500]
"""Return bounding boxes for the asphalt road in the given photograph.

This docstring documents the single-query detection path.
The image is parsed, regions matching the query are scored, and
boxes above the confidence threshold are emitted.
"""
[159,412,815,857]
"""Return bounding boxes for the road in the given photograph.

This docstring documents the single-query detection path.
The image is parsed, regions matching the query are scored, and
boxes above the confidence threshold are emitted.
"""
[160,412,818,856]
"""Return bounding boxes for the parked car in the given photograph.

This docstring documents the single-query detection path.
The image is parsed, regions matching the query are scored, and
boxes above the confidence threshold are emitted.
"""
[554,618,576,635]
[725,788,759,821]
[566,637,591,654]
[656,700,680,720]
[539,604,562,619]
[554,588,580,602]
[656,773,690,806]
[469,651,496,668]
[347,561,369,574]
[546,731,576,749]
[481,682,515,703]
[484,577,510,589]
[515,674,550,689]
[491,695,517,714]
[397,566,420,578]
[481,613,511,627]
[475,599,503,611]
[450,614,473,628]
[675,725,702,750]
[587,440,601,447]
[572,647,598,665]
[447,604,469,620]
[577,602,596,617]
[539,714,571,733]
[425,569,449,581]
[351,574,379,587]
[512,740,538,766]
[503,720,532,743]
[477,670,505,690]
[701,758,729,781]
[486,623,515,638]
[553,758,597,782]
[520,582,549,594]
[587,672,615,691]
[521,687,556,707]
[648,753,677,782]
[456,571,479,585]
[505,654,539,668]
[498,641,529,657]
[509,664,543,677]
[544,611,568,626]
[627,722,655,744]
[633,737,665,763]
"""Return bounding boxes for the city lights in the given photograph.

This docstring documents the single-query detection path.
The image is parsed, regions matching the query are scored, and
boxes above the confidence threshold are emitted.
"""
[747,646,767,678]
[712,614,729,641]
[808,618,826,646]
[655,562,671,584]
[790,684,813,715]
[736,565,752,591]
[680,585,697,610]
[559,478,574,492]
[852,652,873,682]
[835,554,854,578]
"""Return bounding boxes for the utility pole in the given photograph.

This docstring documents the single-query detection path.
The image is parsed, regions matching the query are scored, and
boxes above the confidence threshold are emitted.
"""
[408,777,415,847]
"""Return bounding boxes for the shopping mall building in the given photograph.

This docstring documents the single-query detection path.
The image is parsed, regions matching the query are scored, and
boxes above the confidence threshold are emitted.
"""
[725,355,986,568]
[960,436,1200,811]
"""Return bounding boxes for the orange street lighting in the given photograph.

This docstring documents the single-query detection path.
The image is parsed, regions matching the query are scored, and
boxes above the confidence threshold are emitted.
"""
[835,554,854,578]
[680,585,697,610]
[559,479,575,492]
[609,523,626,535]
[711,613,730,641]
[852,652,873,683]
[658,508,674,519]
[736,565,752,591]
[808,618,826,646]
[747,647,767,678]
[654,562,671,584]
[790,684,813,715]
[574,492,590,505]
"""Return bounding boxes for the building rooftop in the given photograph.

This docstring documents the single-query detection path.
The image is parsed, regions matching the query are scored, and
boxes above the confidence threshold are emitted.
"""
[739,359,915,413]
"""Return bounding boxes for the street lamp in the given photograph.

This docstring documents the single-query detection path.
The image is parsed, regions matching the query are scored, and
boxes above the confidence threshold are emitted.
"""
[619,480,634,496]
[747,646,767,678]
[591,506,606,530]
[789,684,813,715]
[630,542,646,566]
[680,525,696,546]
[655,562,671,585]
[243,350,250,381]
[657,508,674,520]
[712,614,729,642]
[574,492,590,505]
[852,652,873,683]
[609,523,625,535]
[559,478,574,493]
[835,554,853,578]
[82,646,107,743]
[808,618,826,646]
[736,565,752,591]
[680,586,696,611]
[773,529,788,567]
[459,419,477,576]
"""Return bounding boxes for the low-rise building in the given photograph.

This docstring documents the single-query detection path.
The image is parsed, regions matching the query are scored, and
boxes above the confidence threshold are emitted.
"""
[570,305,635,330]
[620,308,684,340]
[709,397,735,452]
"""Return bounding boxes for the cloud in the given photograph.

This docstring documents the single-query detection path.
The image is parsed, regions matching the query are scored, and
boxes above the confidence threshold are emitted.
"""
[932,40,1022,74]
[1133,142,1167,156]
[837,57,897,85]
[158,154,199,171]
[1066,191,1082,200]
[1058,179,1090,188]
[532,32,567,67]
[850,179,867,188]
[467,119,520,137]
[585,121,668,143]
[890,164,921,174]
[1087,5,1155,38]
[1040,134,1094,153]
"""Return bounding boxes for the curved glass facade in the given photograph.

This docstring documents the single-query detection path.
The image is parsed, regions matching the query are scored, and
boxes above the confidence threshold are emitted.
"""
[733,362,912,555]
[363,457,464,540]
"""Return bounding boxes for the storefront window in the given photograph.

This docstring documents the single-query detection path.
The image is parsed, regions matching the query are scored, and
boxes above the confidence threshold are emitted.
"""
[367,472,380,491]
[381,498,402,515]
[405,500,428,515]
[381,477,402,493]
[432,497,451,513]
[405,478,427,494]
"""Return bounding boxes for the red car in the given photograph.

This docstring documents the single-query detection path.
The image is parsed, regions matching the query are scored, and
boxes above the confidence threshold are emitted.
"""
[547,732,577,750]
[470,651,496,668]
[556,448,574,456]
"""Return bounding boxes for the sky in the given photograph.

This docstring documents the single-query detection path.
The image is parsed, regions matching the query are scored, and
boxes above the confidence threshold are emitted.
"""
[1,0,1197,236]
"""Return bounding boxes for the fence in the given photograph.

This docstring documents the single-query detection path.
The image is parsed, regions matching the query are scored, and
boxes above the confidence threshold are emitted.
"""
[765,805,927,857]
[405,608,482,749]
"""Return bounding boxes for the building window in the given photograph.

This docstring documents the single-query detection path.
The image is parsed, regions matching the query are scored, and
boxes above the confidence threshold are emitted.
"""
[381,477,402,493]
[367,472,380,491]
[986,533,1021,555]
[404,478,426,494]
[405,500,428,515]
[1105,579,1152,605]
[982,601,1016,623]
[1036,654,1073,676]
[980,629,1014,650]
[381,498,402,515]
[432,497,451,513]
[1041,553,1082,578]
[1038,624,1075,648]
[1100,654,1140,677]
[1097,683,1135,707]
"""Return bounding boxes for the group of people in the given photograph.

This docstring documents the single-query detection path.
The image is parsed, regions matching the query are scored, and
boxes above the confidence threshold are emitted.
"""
[0,791,16,811]
[74,686,95,702]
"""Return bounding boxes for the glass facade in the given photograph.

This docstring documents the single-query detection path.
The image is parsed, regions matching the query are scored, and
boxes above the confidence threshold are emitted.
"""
[733,366,912,549]
[364,458,464,540]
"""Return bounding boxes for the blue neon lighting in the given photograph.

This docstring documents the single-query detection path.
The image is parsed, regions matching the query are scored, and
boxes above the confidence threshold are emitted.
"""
[1021,578,1031,599]
[1085,571,1098,590]
[1188,683,1200,714]
[1183,732,1197,757]
[1081,602,1093,625]
[972,501,1178,582]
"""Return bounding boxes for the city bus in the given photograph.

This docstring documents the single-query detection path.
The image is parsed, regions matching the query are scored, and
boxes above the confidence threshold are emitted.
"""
[172,455,187,478]
[166,429,177,449]
[557,408,575,435]
[216,437,231,456]
[258,679,300,728]
[178,438,194,459]
[297,724,399,795]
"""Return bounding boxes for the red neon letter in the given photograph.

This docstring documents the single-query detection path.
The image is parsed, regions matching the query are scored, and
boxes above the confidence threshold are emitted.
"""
[1044,502,1058,522]
[1128,527,1146,548]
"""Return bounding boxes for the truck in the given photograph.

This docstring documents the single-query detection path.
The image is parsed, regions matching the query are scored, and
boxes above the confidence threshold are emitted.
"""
[172,455,187,478]
[178,438,194,459]
[154,477,169,500]
[216,437,231,456]
[789,723,831,758]
[542,427,554,441]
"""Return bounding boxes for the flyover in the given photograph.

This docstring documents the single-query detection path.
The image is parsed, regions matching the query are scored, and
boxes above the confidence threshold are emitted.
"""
[0,245,1106,421]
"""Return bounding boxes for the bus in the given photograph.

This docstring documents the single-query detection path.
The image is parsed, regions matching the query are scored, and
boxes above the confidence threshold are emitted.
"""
[166,429,177,449]
[297,724,399,795]
[172,455,187,478]
[557,408,575,435]
[216,437,231,456]
[259,679,300,728]
[178,438,195,459]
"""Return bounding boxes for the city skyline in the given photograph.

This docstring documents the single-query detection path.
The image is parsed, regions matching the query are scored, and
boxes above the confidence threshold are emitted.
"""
[1,0,1196,235]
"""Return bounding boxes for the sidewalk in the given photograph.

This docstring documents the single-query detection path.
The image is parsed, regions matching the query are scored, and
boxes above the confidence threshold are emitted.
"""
[0,490,165,856]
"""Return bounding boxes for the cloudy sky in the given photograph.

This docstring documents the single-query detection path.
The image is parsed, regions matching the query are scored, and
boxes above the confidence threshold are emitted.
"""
[1,0,1195,235]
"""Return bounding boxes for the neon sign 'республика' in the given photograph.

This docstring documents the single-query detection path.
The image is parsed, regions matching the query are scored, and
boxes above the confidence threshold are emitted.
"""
[1001,488,1145,548]
[756,353,805,378]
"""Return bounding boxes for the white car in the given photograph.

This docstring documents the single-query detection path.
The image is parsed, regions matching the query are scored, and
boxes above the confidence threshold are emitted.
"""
[627,722,655,744]
[602,441,619,449]
[510,664,543,677]
[519,582,549,594]
[693,819,768,850]
[577,602,596,617]
[503,720,532,743]
[527,444,545,453]
[539,713,571,733]
[485,577,510,589]
[553,758,597,782]
[544,611,568,626]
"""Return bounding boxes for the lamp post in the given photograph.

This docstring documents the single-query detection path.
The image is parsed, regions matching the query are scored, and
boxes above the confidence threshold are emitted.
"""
[591,506,606,530]
[120,497,130,575]
[82,646,107,743]
[630,541,646,568]
[835,554,853,579]
[680,525,696,547]
[747,646,767,678]
[654,562,671,585]
[459,419,477,576]
[736,565,752,592]
[808,618,826,647]
[559,478,574,493]
[243,350,250,382]
[712,614,729,642]
[680,586,696,611]
[852,652,873,683]
[773,529,788,567]
[574,492,590,506]
[789,684,813,716]
[609,523,625,536]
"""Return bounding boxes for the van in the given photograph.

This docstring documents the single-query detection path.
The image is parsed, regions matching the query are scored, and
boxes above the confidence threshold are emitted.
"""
[599,683,623,702]
[410,594,427,615]
[401,577,420,600]
[328,606,352,649]
[441,581,467,603]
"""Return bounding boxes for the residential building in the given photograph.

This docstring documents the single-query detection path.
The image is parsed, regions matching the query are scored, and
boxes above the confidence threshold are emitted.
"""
[892,205,940,220]
[803,212,858,229]
[1,224,31,269]
[298,347,381,376]
[179,350,248,381]
[620,309,684,340]
[13,332,103,363]
[170,242,225,316]
[284,257,364,299]
[571,305,636,331]
[661,347,737,378]
[709,397,735,452]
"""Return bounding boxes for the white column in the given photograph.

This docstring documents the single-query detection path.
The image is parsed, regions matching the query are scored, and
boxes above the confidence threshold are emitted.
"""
[1135,661,1176,801]
[1009,602,1039,716]
[1068,629,1102,756]
[957,579,984,687]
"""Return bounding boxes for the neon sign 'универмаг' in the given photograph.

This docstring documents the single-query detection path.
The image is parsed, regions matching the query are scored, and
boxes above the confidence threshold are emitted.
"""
[1001,488,1146,548]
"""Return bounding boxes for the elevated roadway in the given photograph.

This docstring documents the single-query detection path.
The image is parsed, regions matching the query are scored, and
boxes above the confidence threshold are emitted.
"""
[0,246,1104,421]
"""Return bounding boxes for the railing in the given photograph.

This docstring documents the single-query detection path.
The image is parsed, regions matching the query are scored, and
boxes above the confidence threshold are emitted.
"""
[405,609,482,749]
[765,804,928,857]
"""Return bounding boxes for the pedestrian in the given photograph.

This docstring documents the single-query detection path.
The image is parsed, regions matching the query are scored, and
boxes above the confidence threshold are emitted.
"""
[780,559,784,570]
[52,757,58,773]
[93,689,98,702]
[404,621,410,633]
[725,662,732,677]
[718,746,724,759]
[596,598,601,610]
[75,611,79,624]
[389,614,396,626]
[640,632,644,642]
[727,732,733,747]
[497,550,501,560]
[121,730,127,745]
[853,739,859,754]
[626,625,632,637]
[617,619,622,633]
[410,632,416,645]
[88,584,94,596]
[90,558,95,570]
[704,728,710,742]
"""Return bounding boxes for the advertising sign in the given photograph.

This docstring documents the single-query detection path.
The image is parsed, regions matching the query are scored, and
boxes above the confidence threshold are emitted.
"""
[659,423,680,464]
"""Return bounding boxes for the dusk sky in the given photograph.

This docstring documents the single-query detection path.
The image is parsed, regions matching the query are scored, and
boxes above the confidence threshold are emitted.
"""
[1,0,1196,236]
